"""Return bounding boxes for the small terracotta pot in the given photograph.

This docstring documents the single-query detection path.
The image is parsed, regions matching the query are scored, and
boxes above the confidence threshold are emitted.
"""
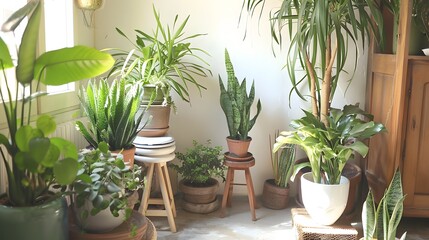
[112,145,136,167]
[262,179,290,210]
[226,137,252,158]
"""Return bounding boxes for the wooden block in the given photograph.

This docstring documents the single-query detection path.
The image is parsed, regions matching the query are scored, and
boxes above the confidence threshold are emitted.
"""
[292,208,357,240]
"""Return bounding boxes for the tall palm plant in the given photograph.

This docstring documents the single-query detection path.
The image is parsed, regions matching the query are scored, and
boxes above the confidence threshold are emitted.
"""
[242,0,384,125]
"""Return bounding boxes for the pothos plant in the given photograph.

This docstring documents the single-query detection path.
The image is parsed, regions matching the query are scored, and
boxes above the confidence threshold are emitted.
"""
[0,0,114,206]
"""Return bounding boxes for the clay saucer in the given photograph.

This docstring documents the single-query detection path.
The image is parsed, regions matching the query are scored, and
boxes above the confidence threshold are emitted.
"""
[224,152,253,161]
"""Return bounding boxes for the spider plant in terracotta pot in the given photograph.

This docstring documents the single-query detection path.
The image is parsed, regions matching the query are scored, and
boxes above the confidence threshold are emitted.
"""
[242,0,385,225]
[0,1,114,239]
[110,5,211,136]
[75,77,146,166]
[262,133,295,210]
[170,140,225,214]
[219,49,262,158]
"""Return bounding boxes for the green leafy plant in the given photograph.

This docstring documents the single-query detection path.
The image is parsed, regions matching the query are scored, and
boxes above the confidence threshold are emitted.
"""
[170,140,225,186]
[75,78,145,151]
[0,0,114,206]
[72,142,143,221]
[270,132,295,188]
[274,104,386,185]
[219,49,262,140]
[241,0,383,126]
[110,5,211,106]
[362,169,407,240]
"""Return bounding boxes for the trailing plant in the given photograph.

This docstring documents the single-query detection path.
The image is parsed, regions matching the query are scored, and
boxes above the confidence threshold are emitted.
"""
[219,49,262,140]
[110,5,211,105]
[274,104,386,185]
[362,169,407,240]
[270,132,295,188]
[76,77,146,151]
[241,0,384,126]
[0,0,114,207]
[72,142,143,221]
[170,140,225,186]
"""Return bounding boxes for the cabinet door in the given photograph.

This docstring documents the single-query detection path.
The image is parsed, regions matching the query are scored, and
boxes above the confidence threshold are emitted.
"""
[403,61,429,217]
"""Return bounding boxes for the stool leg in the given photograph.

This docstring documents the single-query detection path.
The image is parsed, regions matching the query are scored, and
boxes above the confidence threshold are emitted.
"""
[140,163,154,214]
[245,168,257,221]
[221,167,234,218]
[227,168,235,207]
[155,163,177,232]
[161,162,176,217]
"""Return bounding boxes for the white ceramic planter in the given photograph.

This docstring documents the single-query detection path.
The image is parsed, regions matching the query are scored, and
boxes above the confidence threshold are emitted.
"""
[301,172,350,225]
[74,197,125,233]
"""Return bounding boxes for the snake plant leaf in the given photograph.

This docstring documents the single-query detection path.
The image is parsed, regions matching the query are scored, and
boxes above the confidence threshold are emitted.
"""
[0,38,13,69]
[16,0,41,84]
[35,46,114,85]
[363,190,377,240]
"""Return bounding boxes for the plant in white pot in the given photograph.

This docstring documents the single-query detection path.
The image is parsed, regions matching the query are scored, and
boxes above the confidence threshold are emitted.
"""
[262,133,295,210]
[75,77,146,166]
[72,142,143,233]
[110,5,211,136]
[242,0,385,225]
[219,49,262,158]
[170,140,225,214]
[0,1,114,239]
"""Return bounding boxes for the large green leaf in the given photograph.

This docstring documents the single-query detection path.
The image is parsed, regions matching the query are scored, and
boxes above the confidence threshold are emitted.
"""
[34,46,114,85]
[53,157,78,185]
[0,38,13,69]
[36,114,56,136]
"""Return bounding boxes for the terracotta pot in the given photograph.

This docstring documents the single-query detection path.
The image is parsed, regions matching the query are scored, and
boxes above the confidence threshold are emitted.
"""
[138,104,171,137]
[0,196,68,240]
[262,179,290,210]
[226,137,252,158]
[179,178,219,204]
[112,145,136,167]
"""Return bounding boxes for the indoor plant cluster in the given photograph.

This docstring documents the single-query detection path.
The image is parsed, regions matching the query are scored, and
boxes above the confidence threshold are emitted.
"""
[0,0,114,239]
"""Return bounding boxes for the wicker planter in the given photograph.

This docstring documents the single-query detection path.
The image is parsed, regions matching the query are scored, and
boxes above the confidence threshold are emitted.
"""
[179,178,220,213]
[262,179,290,210]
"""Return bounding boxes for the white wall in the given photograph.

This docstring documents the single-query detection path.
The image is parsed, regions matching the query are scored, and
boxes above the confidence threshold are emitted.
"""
[93,0,369,196]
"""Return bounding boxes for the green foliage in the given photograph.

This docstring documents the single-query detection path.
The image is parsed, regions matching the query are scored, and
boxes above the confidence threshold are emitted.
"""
[270,132,295,188]
[170,140,225,186]
[110,5,211,105]
[275,104,386,184]
[219,49,262,140]
[73,142,143,220]
[76,78,145,151]
[362,169,407,240]
[0,0,114,206]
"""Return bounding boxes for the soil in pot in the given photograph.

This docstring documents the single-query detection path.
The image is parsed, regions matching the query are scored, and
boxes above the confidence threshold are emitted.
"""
[262,179,290,210]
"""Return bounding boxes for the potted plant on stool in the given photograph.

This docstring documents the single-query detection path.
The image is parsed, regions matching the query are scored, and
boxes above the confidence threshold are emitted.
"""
[170,140,225,214]
[0,1,114,239]
[262,133,295,210]
[219,49,262,158]
[76,77,146,166]
[71,142,143,234]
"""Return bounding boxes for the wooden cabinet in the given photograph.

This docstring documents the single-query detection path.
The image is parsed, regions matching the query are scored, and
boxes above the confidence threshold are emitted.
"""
[366,1,429,217]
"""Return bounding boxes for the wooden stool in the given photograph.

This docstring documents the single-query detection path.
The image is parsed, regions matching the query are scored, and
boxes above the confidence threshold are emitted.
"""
[220,158,257,221]
[136,156,177,233]
[292,208,358,240]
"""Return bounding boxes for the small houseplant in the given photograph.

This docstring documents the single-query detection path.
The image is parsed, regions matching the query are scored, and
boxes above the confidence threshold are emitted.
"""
[0,1,114,239]
[275,104,386,225]
[72,142,143,233]
[362,169,407,240]
[262,132,295,210]
[170,140,225,213]
[75,77,145,166]
[219,49,262,157]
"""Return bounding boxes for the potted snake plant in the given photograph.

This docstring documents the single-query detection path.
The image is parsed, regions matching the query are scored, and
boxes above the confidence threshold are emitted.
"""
[110,5,211,136]
[75,77,146,167]
[0,1,114,239]
[219,49,262,158]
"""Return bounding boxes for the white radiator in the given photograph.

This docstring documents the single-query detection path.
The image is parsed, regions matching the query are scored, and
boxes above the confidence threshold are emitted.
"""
[0,118,89,194]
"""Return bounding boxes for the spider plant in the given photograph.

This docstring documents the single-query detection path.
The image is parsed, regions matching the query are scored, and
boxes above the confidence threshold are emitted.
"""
[110,5,211,105]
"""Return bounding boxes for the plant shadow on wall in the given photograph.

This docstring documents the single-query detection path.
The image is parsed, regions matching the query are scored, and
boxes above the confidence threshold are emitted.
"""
[0,0,113,239]
[241,0,386,226]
